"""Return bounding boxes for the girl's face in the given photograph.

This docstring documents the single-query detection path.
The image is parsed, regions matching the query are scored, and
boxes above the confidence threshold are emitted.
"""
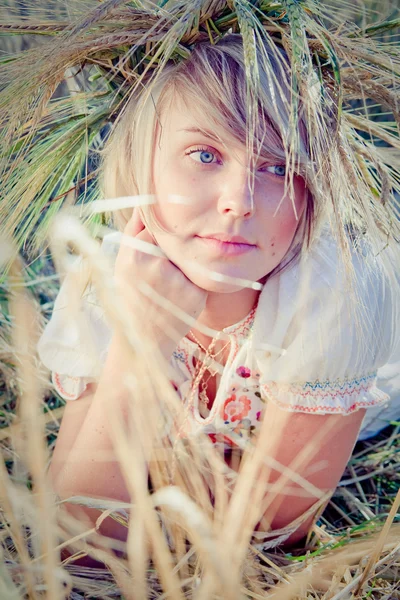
[151,96,307,293]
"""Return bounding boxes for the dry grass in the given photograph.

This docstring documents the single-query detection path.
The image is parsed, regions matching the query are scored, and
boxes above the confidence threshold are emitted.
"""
[0,214,399,600]
[0,1,399,597]
[1,0,400,260]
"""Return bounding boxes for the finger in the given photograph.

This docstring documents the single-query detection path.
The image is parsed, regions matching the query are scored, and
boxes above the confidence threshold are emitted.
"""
[124,208,145,237]
[135,226,158,244]
[116,210,145,265]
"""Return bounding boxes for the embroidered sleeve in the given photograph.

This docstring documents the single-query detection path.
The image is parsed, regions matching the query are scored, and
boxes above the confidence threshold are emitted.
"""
[52,372,89,401]
[260,372,389,415]
[254,238,399,416]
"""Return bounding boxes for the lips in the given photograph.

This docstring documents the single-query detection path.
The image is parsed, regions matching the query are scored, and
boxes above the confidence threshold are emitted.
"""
[199,233,254,245]
[196,236,256,256]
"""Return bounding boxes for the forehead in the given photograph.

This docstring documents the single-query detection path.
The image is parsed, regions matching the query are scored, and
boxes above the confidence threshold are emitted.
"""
[158,92,239,145]
[156,86,291,163]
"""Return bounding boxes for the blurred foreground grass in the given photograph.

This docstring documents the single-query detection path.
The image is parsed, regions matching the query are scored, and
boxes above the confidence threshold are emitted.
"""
[0,251,399,599]
[0,0,399,595]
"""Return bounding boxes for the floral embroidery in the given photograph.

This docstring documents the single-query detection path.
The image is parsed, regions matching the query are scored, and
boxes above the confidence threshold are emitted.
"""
[229,384,241,394]
[236,365,251,378]
[173,349,187,364]
[172,346,192,372]
[223,394,252,421]
[208,417,255,447]
[170,304,387,447]
[208,433,237,446]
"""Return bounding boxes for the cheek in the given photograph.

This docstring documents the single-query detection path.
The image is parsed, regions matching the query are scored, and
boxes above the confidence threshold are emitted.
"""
[152,202,182,232]
[153,165,204,221]
[280,202,303,232]
[152,192,203,236]
[276,181,307,236]
[264,196,307,259]
[153,174,208,232]
[152,167,187,228]
[268,216,298,258]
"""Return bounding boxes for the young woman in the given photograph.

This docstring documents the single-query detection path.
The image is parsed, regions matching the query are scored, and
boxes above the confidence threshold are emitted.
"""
[37,36,400,552]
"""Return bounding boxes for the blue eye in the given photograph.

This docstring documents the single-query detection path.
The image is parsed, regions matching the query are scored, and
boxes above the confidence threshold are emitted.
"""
[264,164,286,177]
[199,150,215,163]
[187,147,219,165]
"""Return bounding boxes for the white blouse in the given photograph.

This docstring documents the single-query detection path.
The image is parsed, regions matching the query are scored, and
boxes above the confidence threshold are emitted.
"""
[37,231,400,442]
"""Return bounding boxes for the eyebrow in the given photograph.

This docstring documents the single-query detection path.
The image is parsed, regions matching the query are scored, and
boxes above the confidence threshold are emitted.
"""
[178,126,291,165]
[178,127,222,142]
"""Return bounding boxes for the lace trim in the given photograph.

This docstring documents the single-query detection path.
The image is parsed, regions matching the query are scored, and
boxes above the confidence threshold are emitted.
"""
[224,305,257,338]
[52,372,87,401]
[262,372,390,415]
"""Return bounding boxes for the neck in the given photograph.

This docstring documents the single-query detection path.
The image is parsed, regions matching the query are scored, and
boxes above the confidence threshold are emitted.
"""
[195,287,259,334]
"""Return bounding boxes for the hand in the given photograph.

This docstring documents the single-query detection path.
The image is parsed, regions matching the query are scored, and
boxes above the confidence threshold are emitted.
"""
[113,209,207,356]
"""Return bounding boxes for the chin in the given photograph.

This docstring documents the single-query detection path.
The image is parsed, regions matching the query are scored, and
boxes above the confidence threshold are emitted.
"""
[159,241,267,293]
[179,267,251,294]
[200,280,246,294]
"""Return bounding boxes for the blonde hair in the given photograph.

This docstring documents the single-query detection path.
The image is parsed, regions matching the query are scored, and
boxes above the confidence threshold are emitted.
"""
[101,35,316,272]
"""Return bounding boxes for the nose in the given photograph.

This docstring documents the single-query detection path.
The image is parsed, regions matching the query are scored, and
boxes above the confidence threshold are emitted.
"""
[217,167,255,219]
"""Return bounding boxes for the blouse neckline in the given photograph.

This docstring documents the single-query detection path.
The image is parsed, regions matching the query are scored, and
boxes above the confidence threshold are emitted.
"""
[181,301,258,351]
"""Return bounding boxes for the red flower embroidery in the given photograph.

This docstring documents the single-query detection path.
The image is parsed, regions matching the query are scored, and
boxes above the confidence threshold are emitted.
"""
[236,366,251,378]
[223,394,252,422]
[208,433,236,446]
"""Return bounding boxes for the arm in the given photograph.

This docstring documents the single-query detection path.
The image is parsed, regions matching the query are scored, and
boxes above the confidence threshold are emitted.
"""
[48,211,207,554]
[49,334,177,548]
[49,384,96,484]
[49,337,137,551]
[256,402,366,545]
